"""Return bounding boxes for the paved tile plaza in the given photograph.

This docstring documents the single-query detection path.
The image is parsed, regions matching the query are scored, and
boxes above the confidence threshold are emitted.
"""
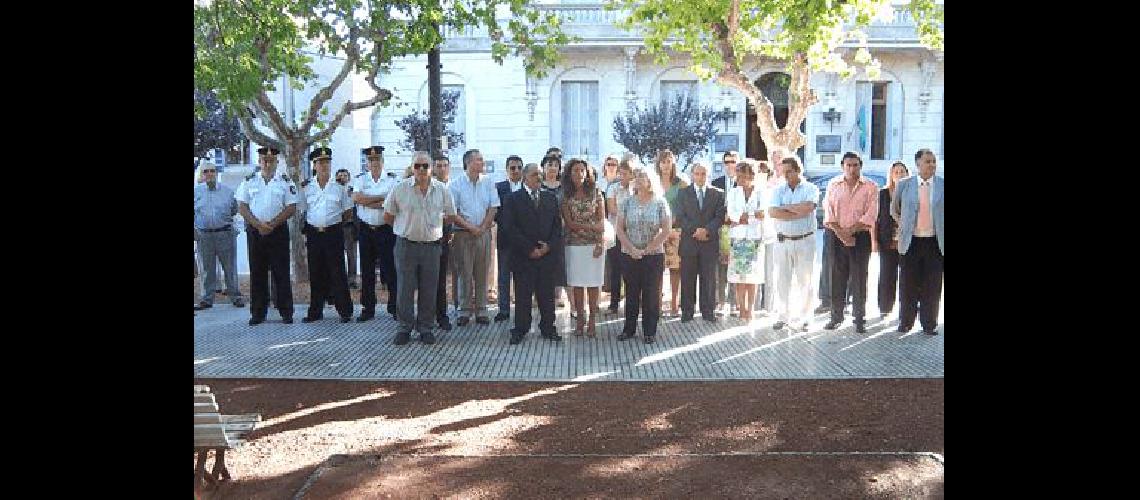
[194,302,943,381]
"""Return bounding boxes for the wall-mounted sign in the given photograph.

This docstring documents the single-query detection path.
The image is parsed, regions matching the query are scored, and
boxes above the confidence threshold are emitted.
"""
[820,154,836,165]
[816,135,842,153]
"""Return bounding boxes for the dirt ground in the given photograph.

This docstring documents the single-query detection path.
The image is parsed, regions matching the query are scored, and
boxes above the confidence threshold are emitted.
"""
[193,378,943,499]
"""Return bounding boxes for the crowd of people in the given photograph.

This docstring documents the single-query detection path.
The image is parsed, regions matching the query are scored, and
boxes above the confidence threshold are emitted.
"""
[194,143,944,345]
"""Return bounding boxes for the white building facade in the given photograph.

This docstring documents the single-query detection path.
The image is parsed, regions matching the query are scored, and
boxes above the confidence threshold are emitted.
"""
[216,2,944,183]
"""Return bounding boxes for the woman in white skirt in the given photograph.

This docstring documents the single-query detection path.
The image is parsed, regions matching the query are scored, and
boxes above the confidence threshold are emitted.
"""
[562,158,607,337]
[725,160,770,321]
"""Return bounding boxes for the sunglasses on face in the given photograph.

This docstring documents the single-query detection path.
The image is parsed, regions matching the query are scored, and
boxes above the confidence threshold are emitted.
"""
[413,163,431,170]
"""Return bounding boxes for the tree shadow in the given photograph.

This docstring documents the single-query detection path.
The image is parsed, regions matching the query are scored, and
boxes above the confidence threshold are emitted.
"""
[195,378,943,498]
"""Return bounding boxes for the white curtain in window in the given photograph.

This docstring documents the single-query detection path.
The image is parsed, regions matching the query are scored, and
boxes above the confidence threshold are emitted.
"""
[887,82,903,161]
[561,81,599,160]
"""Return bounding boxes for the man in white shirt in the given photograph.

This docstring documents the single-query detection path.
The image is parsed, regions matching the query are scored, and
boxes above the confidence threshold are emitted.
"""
[300,147,355,323]
[448,149,501,326]
[351,146,401,322]
[384,151,458,345]
[767,156,820,331]
[235,146,299,325]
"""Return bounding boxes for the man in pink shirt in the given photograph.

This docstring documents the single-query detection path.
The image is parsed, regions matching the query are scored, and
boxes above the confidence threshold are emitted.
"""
[822,152,878,333]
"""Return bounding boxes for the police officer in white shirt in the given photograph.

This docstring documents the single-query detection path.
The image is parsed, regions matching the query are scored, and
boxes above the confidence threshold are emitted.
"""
[351,145,401,322]
[300,147,355,323]
[236,146,299,325]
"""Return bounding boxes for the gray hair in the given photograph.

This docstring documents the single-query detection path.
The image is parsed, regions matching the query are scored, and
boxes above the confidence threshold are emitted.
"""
[630,163,665,199]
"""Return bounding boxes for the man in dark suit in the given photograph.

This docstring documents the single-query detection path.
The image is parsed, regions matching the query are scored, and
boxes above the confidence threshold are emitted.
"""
[677,161,726,322]
[891,148,944,335]
[493,155,525,322]
[502,163,563,344]
[711,150,739,314]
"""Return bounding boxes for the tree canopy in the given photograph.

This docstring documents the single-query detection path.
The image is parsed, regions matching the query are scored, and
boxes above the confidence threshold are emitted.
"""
[609,0,944,154]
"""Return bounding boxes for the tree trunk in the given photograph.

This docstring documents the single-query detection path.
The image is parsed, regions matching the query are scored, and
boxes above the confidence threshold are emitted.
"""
[716,54,816,166]
[284,143,309,283]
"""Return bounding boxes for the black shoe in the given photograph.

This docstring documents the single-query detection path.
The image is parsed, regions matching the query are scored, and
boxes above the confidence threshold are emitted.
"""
[494,311,510,322]
[349,282,360,290]
[855,323,866,334]
[923,329,939,336]
[824,321,841,330]
[302,315,322,323]
[437,317,453,331]
[457,316,470,327]
[644,336,656,344]
[232,299,245,308]
[617,331,636,341]
[340,316,351,323]
[421,331,436,344]
[897,325,913,333]
[509,333,525,345]
[681,316,693,323]
[544,332,563,342]
[194,301,213,311]
[282,317,294,324]
[773,321,786,330]
[356,311,375,322]
[814,305,831,314]
[476,316,490,325]
[394,331,411,345]
[248,317,264,326]
[216,289,224,295]
[703,316,718,323]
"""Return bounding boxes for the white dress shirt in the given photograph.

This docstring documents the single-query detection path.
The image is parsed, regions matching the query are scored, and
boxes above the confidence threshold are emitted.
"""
[234,172,298,222]
[304,177,353,227]
[351,171,400,226]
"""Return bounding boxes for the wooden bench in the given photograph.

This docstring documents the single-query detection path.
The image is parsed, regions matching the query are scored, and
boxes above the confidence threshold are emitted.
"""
[194,385,261,487]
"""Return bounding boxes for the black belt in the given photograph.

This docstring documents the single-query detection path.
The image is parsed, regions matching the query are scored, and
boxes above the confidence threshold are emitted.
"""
[362,222,391,231]
[199,225,232,233]
[399,236,439,245]
[306,222,342,233]
[777,231,814,242]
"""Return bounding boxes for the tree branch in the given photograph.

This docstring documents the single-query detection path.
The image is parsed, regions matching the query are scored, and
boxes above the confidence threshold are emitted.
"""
[236,108,283,149]
[307,88,393,143]
[299,35,359,135]
[254,91,293,139]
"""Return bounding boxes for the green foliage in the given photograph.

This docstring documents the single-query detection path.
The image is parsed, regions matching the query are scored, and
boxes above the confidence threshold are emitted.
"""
[608,0,943,80]
[612,94,729,167]
[195,0,571,114]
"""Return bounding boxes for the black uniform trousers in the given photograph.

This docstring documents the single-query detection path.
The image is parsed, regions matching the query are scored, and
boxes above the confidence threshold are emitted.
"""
[247,224,293,320]
[358,223,398,315]
[680,246,718,319]
[606,244,624,309]
[304,223,352,319]
[511,251,558,336]
[622,253,664,338]
[899,236,943,332]
[877,246,901,314]
[829,231,871,325]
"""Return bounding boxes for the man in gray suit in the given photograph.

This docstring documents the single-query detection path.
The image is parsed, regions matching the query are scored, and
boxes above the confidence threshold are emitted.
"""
[891,148,944,335]
[677,161,726,322]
